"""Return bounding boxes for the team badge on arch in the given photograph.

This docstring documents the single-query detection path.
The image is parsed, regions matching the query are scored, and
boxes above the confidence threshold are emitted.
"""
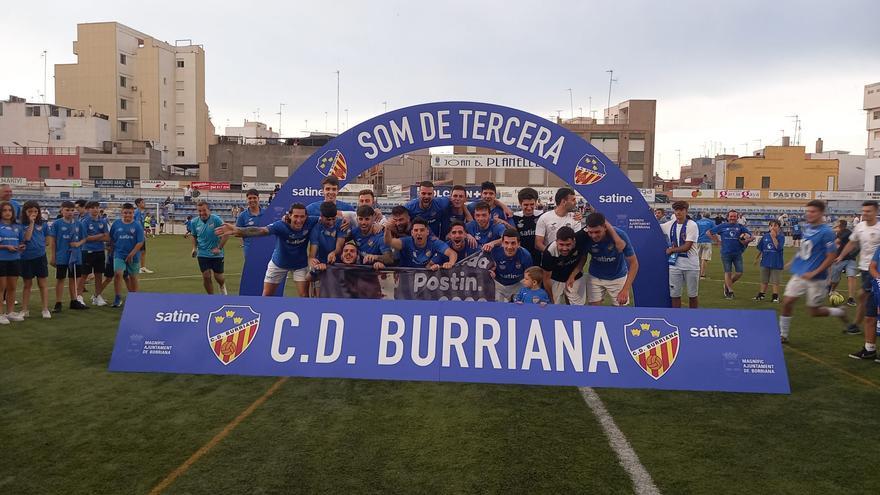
[574,153,606,185]
[624,318,680,380]
[316,149,348,180]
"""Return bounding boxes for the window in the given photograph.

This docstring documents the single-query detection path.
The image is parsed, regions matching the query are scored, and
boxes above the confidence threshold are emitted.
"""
[120,76,126,88]
[55,135,61,140]
[177,150,185,157]
[761,176,770,188]
[120,121,128,132]
[163,123,168,131]
[67,166,74,177]
[220,162,228,170]
[627,169,644,183]
[26,106,40,117]
[874,110,880,120]
[874,176,880,192]
[175,81,184,90]
[274,166,288,177]
[120,99,127,110]
[875,130,880,140]
[137,38,144,48]
[88,166,103,179]
[494,168,505,184]
[120,53,126,65]
[39,167,49,179]
[177,60,185,68]
[735,176,744,189]
[55,163,61,171]
[627,151,645,163]
[243,166,258,177]
[176,103,184,113]
[1,166,12,177]
[163,100,167,108]
[176,125,184,135]
[466,168,476,184]
[466,146,476,153]
[0,103,3,116]
[50,106,59,117]
[125,166,140,179]
[163,77,167,85]
[528,168,544,185]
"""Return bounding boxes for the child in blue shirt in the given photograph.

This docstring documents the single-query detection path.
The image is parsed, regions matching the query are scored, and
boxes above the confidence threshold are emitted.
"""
[753,220,785,303]
[514,267,550,306]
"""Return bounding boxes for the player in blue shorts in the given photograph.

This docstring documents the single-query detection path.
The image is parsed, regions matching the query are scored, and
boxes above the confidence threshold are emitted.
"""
[753,220,785,303]
[708,210,753,299]
[0,201,24,323]
[779,200,854,343]
[216,203,318,297]
[307,202,350,295]
[514,267,550,305]
[189,201,228,295]
[584,212,638,306]
[79,201,110,306]
[108,203,145,307]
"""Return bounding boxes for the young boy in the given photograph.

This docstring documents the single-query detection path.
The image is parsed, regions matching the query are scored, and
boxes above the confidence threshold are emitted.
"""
[754,220,785,303]
[514,266,550,305]
[47,201,88,311]
[79,201,110,306]
[109,203,145,307]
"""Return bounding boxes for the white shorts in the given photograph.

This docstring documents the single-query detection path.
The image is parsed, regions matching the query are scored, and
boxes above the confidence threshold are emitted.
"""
[669,267,700,298]
[698,243,712,261]
[589,275,628,305]
[494,280,522,302]
[783,275,828,307]
[550,276,587,305]
[264,261,309,284]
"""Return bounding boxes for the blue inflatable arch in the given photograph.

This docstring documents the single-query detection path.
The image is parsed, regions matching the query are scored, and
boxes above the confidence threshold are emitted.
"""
[240,101,671,307]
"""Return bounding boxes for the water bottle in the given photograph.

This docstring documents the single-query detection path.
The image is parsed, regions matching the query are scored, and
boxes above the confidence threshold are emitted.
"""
[667,238,678,266]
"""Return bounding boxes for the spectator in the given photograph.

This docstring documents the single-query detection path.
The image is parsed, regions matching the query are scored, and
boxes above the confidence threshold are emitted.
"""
[829,219,858,306]
[662,201,700,308]
[753,220,785,303]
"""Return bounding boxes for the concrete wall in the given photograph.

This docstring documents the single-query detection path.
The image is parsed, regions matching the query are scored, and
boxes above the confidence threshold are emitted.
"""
[207,143,320,183]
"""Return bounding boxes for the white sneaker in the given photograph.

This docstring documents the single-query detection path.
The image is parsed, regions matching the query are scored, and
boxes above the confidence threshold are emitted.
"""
[139,267,147,273]
[41,309,51,319]
[21,310,29,318]
[220,285,228,295]
[7,312,23,322]
[142,267,154,274]
[95,295,108,306]
[76,295,87,306]
[0,315,9,325]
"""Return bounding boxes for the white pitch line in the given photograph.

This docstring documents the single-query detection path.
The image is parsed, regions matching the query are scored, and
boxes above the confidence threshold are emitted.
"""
[579,387,661,495]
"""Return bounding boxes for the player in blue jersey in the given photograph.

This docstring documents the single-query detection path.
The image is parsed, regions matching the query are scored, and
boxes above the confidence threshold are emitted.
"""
[48,201,88,312]
[488,228,533,301]
[0,184,21,219]
[348,205,393,269]
[439,220,479,263]
[216,203,319,297]
[184,215,193,238]
[235,189,264,257]
[791,221,803,247]
[405,181,452,238]
[466,181,514,227]
[753,220,785,303]
[307,202,350,294]
[708,210,753,299]
[696,212,716,278]
[20,201,51,319]
[305,176,356,217]
[514,266,550,305]
[190,201,228,295]
[134,198,153,273]
[108,203,145,307]
[0,201,24,323]
[779,200,854,343]
[466,202,506,248]
[443,185,473,236]
[583,212,638,306]
[79,201,110,307]
[384,217,457,270]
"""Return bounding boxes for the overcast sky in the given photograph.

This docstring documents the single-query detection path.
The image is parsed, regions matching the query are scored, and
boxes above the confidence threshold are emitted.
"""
[1,0,877,178]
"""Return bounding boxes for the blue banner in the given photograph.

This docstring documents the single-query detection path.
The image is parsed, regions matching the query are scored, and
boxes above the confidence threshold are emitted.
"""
[407,184,482,200]
[110,293,790,394]
[241,101,671,308]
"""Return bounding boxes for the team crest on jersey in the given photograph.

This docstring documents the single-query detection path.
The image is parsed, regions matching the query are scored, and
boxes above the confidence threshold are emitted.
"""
[574,154,606,185]
[207,305,261,365]
[624,318,680,380]
[316,149,348,180]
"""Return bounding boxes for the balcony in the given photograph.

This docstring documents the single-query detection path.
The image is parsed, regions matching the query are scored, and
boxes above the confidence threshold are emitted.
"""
[0,146,78,156]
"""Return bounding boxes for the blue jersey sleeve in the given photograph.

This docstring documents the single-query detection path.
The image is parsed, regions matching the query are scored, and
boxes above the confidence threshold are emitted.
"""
[708,224,721,235]
[776,234,785,251]
[135,224,145,244]
[514,287,527,303]
[435,196,451,210]
[235,211,246,228]
[520,248,533,268]
[741,225,752,236]
[823,229,836,255]
[267,220,286,236]
[47,221,57,238]
[872,246,880,266]
[432,239,450,255]
[493,223,506,238]
[617,229,635,256]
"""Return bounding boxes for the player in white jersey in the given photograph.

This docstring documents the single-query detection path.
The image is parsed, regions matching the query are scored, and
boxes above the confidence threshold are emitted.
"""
[779,201,854,343]
[837,201,880,359]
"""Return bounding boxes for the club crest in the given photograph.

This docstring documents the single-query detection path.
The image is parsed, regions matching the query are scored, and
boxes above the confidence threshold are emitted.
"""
[206,305,261,365]
[574,154,606,185]
[316,149,348,180]
[624,318,680,380]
